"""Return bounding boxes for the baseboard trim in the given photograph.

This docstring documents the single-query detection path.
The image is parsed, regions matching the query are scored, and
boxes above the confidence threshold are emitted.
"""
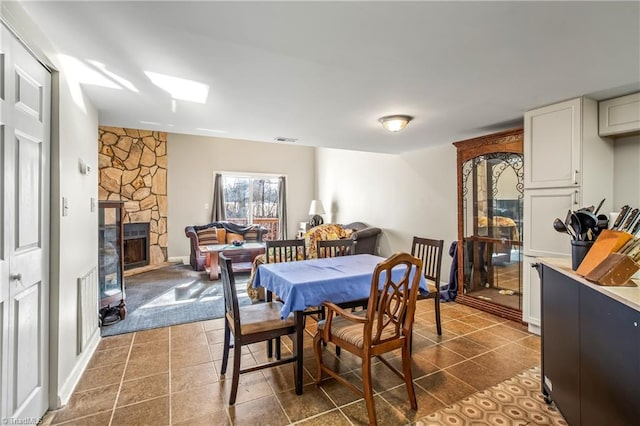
[56,328,100,407]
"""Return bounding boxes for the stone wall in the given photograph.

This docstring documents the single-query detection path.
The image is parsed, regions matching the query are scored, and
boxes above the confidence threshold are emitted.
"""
[98,127,168,265]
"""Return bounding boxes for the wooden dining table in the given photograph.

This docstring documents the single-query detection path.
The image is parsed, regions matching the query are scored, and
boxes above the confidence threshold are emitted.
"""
[253,253,428,394]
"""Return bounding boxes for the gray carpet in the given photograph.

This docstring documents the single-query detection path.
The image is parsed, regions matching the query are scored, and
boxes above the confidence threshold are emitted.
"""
[101,264,251,337]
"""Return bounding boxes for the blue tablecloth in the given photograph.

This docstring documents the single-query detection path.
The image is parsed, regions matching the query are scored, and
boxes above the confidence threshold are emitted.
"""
[254,254,428,318]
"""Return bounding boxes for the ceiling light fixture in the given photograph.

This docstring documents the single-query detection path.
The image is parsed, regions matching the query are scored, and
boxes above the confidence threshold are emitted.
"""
[378,115,413,132]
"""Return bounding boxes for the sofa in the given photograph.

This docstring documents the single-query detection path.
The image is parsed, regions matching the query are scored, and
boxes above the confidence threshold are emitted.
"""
[343,222,382,255]
[185,221,268,271]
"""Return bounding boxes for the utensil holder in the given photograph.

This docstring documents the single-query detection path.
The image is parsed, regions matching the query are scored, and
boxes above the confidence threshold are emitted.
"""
[575,230,633,276]
[571,240,594,271]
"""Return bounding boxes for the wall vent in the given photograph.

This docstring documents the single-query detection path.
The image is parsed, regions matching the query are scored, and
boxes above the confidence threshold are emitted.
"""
[273,137,298,143]
[77,266,99,355]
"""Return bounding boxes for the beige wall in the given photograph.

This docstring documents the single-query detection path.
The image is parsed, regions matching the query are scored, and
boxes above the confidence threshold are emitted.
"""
[613,135,640,209]
[316,143,458,281]
[167,134,316,259]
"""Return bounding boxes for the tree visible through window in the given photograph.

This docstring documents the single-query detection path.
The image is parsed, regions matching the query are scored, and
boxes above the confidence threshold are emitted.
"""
[222,175,281,240]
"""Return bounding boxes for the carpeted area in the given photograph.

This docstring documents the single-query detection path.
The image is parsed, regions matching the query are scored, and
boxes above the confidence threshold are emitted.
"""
[101,264,251,337]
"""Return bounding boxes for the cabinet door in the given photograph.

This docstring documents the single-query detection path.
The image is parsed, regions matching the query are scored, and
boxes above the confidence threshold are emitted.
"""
[522,255,541,333]
[579,286,640,425]
[598,92,640,137]
[541,265,581,426]
[524,187,577,257]
[524,98,581,189]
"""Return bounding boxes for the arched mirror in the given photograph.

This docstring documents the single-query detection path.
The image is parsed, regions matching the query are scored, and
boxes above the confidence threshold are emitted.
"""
[453,128,524,322]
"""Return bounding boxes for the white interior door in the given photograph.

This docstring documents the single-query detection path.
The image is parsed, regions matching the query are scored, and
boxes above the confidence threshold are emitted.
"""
[0,23,50,420]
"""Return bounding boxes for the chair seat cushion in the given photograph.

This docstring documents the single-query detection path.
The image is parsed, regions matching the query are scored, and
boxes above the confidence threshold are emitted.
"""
[318,311,397,348]
[234,302,295,335]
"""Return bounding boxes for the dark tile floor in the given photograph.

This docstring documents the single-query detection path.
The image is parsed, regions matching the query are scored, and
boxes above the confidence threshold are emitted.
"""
[44,301,545,425]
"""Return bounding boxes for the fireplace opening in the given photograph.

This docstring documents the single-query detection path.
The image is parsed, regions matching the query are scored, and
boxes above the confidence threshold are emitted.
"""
[123,222,150,270]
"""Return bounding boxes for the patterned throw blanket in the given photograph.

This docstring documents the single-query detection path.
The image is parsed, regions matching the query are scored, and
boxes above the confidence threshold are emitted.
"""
[303,224,353,259]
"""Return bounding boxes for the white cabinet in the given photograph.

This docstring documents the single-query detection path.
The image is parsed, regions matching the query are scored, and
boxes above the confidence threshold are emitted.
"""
[599,92,640,137]
[524,98,581,189]
[524,97,614,204]
[524,187,577,257]
[522,255,541,334]
[522,96,614,334]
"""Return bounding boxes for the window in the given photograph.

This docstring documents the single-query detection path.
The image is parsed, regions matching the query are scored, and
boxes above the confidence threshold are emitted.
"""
[222,175,281,240]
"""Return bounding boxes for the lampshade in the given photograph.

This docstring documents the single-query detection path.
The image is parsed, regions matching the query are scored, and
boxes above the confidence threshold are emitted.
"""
[378,115,413,132]
[308,200,326,215]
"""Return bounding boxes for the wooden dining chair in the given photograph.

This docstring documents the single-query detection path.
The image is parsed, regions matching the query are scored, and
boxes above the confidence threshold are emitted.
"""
[264,239,306,358]
[219,254,299,405]
[265,239,306,263]
[316,238,357,354]
[411,236,444,335]
[316,239,355,259]
[313,252,423,425]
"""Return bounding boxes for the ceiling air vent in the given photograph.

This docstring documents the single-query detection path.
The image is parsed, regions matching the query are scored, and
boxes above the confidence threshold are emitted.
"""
[273,137,298,143]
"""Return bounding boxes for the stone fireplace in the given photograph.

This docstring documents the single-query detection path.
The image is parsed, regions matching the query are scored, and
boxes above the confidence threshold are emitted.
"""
[98,127,168,267]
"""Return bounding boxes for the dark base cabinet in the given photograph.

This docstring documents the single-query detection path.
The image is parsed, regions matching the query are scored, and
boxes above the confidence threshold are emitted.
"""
[579,287,639,425]
[540,264,640,425]
[541,266,581,425]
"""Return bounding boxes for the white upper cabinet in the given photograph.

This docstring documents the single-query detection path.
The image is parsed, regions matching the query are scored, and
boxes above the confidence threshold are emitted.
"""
[524,97,613,210]
[599,92,640,137]
[524,98,581,189]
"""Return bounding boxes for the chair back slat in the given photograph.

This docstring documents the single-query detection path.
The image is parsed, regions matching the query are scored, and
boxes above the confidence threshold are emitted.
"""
[219,253,241,333]
[365,252,422,346]
[265,239,306,263]
[316,239,355,259]
[411,237,444,286]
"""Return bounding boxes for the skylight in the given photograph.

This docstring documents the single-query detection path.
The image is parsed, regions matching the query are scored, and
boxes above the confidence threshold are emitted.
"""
[144,71,209,104]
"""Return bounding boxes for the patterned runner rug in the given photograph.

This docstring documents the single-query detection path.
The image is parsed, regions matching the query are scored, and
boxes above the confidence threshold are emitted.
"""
[101,263,251,337]
[419,366,567,425]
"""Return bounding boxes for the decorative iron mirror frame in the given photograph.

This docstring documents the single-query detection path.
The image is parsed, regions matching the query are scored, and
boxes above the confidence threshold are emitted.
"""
[453,128,524,322]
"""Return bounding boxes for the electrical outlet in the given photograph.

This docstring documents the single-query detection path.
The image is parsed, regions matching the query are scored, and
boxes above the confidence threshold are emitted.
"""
[90,197,96,212]
[62,197,69,216]
[204,203,210,210]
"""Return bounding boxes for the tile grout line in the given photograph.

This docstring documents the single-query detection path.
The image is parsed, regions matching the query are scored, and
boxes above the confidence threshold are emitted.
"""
[108,333,136,426]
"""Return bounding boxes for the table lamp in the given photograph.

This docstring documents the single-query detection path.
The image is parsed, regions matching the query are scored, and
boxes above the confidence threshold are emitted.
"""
[308,200,325,228]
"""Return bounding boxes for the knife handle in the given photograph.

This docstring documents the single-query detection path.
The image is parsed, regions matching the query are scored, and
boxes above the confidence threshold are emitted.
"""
[613,205,631,230]
[631,218,640,236]
[619,237,638,254]
[621,208,640,232]
[627,242,640,260]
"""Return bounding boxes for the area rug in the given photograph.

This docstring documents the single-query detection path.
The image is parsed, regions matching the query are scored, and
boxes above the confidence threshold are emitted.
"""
[420,366,567,425]
[101,264,251,337]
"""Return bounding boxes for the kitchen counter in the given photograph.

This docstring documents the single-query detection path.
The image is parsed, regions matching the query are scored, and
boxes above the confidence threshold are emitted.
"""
[540,257,640,312]
[539,259,640,425]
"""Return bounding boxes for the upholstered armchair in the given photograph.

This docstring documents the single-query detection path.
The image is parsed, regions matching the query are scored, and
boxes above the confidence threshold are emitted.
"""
[185,221,268,271]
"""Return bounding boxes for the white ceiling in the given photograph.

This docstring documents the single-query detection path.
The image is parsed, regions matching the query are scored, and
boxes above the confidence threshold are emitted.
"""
[18,1,640,154]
